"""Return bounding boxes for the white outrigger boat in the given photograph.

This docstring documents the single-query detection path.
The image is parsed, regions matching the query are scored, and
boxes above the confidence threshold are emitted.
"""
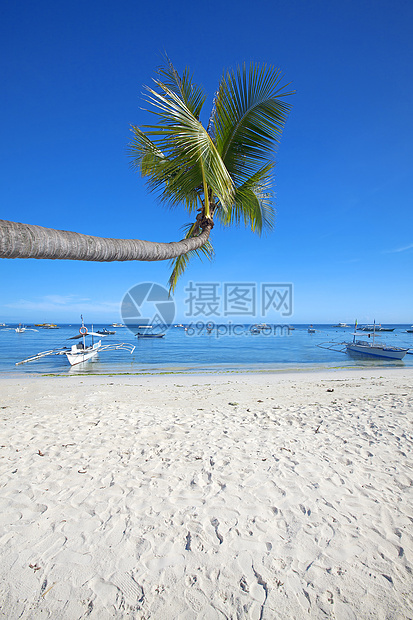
[319,321,409,360]
[16,317,135,367]
[1,324,38,333]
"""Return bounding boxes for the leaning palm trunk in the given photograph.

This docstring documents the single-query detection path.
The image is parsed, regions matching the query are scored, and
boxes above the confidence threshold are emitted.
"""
[0,219,212,262]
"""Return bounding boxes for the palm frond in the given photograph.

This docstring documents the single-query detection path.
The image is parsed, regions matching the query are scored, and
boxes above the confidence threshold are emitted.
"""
[215,163,275,233]
[213,62,294,185]
[128,126,167,177]
[128,126,200,212]
[127,59,292,291]
[139,79,234,211]
[168,222,214,293]
[157,56,206,118]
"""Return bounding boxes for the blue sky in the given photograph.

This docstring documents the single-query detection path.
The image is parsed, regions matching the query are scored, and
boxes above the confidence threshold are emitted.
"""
[1,0,412,324]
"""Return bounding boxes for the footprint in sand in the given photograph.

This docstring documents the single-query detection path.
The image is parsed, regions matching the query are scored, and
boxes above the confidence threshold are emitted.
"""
[240,575,249,592]
[184,587,208,612]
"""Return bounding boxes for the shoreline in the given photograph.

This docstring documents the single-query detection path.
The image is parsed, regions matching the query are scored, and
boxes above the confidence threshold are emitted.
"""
[1,367,412,618]
[1,363,413,383]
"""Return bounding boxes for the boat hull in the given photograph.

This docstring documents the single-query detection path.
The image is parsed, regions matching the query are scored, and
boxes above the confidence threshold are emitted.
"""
[136,333,165,339]
[66,341,102,365]
[359,327,395,332]
[66,349,99,365]
[346,344,407,360]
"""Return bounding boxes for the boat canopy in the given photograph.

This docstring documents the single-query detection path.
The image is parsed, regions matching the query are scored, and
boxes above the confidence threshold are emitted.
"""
[68,332,106,340]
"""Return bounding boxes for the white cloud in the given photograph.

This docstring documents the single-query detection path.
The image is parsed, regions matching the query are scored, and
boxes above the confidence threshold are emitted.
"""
[3,294,119,314]
[43,294,91,305]
[385,243,413,254]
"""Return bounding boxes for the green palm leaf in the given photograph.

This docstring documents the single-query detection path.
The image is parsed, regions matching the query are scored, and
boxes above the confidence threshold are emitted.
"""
[213,62,294,185]
[157,57,206,119]
[128,126,200,213]
[127,59,292,290]
[215,163,275,233]
[141,81,234,212]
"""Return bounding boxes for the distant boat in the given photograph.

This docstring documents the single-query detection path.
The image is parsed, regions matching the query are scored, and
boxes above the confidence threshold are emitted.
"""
[1,324,37,333]
[112,323,126,328]
[136,326,165,339]
[308,325,316,333]
[406,326,413,333]
[15,324,38,333]
[359,324,394,332]
[34,323,59,329]
[96,328,116,335]
[250,323,270,334]
[136,333,165,339]
[333,322,349,328]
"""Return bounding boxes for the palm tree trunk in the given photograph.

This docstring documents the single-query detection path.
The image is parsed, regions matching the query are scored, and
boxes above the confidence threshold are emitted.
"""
[0,219,212,262]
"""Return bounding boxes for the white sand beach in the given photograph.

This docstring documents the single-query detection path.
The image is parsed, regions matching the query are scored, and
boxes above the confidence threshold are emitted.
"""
[0,368,412,619]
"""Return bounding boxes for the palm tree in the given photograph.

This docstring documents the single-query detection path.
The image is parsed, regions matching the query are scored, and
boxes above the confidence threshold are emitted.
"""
[0,60,293,290]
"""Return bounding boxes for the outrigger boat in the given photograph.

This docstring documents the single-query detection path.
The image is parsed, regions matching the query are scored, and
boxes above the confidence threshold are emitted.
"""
[250,323,270,334]
[1,324,37,333]
[13,324,38,333]
[358,324,394,332]
[16,316,135,367]
[319,321,409,360]
[135,326,165,339]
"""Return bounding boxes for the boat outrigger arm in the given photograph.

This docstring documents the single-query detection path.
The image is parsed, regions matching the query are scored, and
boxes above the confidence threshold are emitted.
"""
[16,347,72,365]
[317,341,347,354]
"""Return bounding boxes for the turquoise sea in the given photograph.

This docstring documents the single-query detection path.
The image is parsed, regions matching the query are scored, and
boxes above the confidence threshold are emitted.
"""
[0,323,412,375]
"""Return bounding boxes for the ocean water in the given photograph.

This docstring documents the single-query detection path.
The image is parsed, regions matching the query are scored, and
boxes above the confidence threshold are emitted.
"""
[1,323,412,375]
